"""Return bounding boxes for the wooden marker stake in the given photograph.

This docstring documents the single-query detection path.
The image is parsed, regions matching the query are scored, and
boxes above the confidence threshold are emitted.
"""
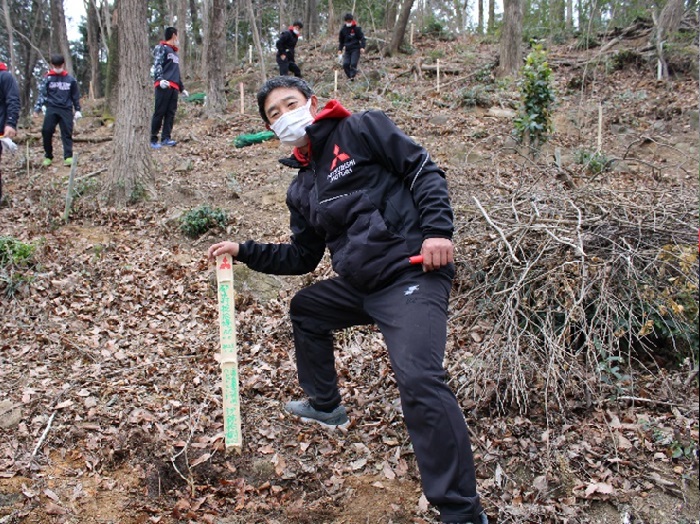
[334,70,338,93]
[437,59,440,92]
[239,83,245,114]
[216,255,242,452]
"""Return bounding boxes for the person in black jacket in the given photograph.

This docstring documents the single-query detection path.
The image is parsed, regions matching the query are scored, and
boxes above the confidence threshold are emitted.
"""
[208,76,488,524]
[0,61,20,200]
[33,55,81,167]
[150,27,188,149]
[276,20,303,77]
[337,13,366,80]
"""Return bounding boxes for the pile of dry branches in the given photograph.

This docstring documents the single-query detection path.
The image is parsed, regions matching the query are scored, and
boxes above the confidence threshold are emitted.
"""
[449,182,698,414]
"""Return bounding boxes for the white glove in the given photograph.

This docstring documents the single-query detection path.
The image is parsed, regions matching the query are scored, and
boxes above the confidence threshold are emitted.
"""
[0,137,18,154]
[337,53,343,65]
[74,111,82,121]
[41,105,47,114]
[159,79,170,89]
[182,90,189,98]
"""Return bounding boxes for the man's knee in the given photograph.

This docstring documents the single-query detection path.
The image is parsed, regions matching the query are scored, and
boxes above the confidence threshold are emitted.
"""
[289,287,317,318]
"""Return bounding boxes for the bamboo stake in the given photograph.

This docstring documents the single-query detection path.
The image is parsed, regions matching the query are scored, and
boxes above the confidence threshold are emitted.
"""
[597,101,602,153]
[436,59,440,92]
[239,83,245,114]
[410,23,414,46]
[215,254,242,452]
[249,45,253,63]
[334,70,338,94]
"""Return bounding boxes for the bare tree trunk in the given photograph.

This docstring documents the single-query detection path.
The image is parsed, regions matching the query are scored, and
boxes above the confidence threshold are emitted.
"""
[102,0,113,42]
[384,0,397,30]
[566,0,573,30]
[2,0,17,71]
[384,0,414,57]
[86,0,102,98]
[105,0,153,205]
[205,0,227,114]
[478,0,484,34]
[246,0,267,82]
[105,1,119,111]
[177,0,188,79]
[497,0,522,77]
[234,1,239,60]
[18,0,46,116]
[654,0,684,80]
[488,0,495,33]
[50,0,74,73]
[327,0,335,34]
[190,0,203,45]
[304,0,319,38]
[453,0,464,33]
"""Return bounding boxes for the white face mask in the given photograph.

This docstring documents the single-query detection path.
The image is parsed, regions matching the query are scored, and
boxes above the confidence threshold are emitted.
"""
[53,67,64,73]
[293,28,300,35]
[270,98,314,148]
[346,22,353,27]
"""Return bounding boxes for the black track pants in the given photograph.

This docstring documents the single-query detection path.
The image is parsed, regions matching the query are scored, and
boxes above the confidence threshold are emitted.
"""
[277,57,302,77]
[42,106,74,160]
[289,268,482,522]
[342,48,361,79]
[151,87,178,143]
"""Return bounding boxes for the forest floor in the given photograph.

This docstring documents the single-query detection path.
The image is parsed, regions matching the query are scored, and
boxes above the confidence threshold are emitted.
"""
[0,32,698,524]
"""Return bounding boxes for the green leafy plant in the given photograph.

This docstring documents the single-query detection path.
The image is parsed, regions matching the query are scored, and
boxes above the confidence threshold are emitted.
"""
[179,205,227,238]
[513,43,555,153]
[0,236,35,267]
[574,149,611,174]
[0,236,37,298]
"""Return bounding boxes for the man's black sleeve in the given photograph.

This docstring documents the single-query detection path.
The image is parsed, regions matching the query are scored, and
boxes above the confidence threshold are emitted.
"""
[236,199,326,275]
[1,74,20,128]
[358,110,454,240]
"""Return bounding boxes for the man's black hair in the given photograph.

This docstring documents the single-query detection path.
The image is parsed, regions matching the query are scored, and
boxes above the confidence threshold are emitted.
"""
[257,76,314,124]
[165,26,178,41]
[343,13,354,21]
[50,54,65,66]
[293,20,303,28]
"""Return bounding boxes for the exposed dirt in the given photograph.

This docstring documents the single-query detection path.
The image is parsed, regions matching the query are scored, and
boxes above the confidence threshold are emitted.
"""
[0,33,698,524]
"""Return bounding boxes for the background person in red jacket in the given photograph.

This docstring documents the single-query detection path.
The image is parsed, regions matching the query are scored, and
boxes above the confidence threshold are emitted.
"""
[208,76,488,524]
[276,20,303,77]
[32,54,81,167]
[150,27,188,149]
[337,13,366,81]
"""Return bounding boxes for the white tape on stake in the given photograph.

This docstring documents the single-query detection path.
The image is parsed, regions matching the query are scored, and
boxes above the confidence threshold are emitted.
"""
[216,254,242,452]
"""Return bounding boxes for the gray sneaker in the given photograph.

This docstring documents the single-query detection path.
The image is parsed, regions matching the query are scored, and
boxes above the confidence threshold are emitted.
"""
[284,399,349,428]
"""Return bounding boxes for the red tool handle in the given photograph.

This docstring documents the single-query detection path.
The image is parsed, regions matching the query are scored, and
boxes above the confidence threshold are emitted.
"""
[408,255,423,265]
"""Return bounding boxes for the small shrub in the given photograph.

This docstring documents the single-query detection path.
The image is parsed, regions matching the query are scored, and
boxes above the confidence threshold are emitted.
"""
[609,49,644,71]
[574,35,599,50]
[0,236,35,267]
[513,43,555,152]
[574,149,610,174]
[180,205,227,238]
[459,85,495,108]
[0,236,37,298]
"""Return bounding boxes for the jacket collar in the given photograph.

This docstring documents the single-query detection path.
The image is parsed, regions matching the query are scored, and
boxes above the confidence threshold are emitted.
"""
[280,100,352,168]
[0,63,7,71]
[47,70,68,76]
[160,40,179,52]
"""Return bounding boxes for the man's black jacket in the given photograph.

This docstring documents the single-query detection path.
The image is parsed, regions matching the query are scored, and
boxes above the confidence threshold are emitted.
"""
[276,29,299,61]
[0,66,20,131]
[338,22,366,52]
[237,100,454,292]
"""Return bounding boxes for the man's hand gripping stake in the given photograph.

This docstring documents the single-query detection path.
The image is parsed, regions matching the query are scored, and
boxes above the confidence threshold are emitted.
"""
[216,255,242,452]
